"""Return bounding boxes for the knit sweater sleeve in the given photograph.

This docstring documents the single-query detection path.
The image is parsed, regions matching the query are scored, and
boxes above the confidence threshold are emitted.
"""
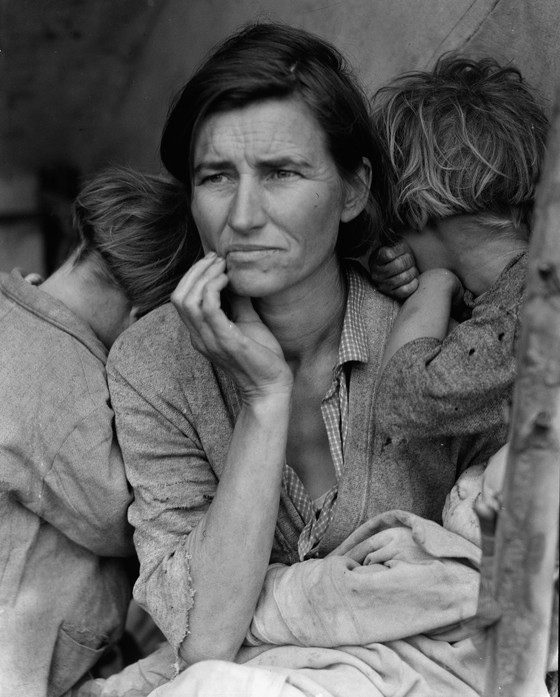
[376,287,520,439]
[107,317,219,652]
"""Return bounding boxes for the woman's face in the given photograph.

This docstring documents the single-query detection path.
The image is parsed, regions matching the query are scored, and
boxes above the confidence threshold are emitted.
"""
[191,97,364,299]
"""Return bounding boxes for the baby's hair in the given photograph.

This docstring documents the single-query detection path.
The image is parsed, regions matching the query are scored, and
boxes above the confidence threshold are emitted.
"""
[372,55,549,239]
[73,167,194,317]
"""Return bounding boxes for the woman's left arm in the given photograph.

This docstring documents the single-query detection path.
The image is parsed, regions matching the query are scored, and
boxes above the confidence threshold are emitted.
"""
[246,514,483,648]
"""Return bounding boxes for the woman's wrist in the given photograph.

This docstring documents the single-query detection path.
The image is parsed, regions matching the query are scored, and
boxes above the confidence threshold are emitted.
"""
[239,380,294,410]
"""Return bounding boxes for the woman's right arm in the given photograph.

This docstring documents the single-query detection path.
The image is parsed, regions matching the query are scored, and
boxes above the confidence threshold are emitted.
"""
[109,254,294,665]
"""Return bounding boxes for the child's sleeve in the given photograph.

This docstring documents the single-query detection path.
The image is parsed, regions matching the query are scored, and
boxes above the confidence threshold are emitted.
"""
[376,297,519,438]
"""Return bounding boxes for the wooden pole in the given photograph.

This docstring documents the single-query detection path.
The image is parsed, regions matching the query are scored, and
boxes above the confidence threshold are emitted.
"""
[483,89,560,696]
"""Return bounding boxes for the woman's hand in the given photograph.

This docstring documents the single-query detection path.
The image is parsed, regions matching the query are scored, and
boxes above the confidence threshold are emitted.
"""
[171,253,293,401]
[369,240,419,301]
[16,268,44,286]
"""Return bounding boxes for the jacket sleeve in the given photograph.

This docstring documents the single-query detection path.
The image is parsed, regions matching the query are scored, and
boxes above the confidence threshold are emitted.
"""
[375,296,520,438]
[107,353,218,652]
[13,400,135,558]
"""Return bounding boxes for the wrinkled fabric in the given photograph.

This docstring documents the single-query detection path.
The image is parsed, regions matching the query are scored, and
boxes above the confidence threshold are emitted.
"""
[145,511,548,697]
[120,512,486,697]
[72,644,179,697]
[151,660,307,697]
[107,264,508,652]
[79,509,554,696]
[0,270,134,697]
[376,254,525,440]
[77,512,486,697]
[246,510,482,649]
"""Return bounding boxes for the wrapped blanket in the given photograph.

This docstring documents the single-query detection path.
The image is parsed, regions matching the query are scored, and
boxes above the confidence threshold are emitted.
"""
[86,510,504,697]
[80,502,555,696]
[245,509,483,648]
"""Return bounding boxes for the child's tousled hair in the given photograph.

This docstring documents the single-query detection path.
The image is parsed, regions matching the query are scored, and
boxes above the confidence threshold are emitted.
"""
[73,167,194,317]
[372,55,549,241]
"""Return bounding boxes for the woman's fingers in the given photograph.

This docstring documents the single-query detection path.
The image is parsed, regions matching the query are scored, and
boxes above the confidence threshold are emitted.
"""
[343,530,390,562]
[172,255,227,325]
[170,253,292,396]
[174,254,226,306]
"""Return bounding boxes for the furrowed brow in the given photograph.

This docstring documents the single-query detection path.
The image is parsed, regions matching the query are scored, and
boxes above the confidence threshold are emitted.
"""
[193,159,232,174]
[258,155,311,169]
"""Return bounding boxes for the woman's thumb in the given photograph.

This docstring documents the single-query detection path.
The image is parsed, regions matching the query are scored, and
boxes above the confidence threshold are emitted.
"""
[228,295,259,323]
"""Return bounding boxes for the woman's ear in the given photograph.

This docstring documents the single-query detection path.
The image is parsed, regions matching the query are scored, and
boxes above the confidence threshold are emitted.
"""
[129,306,141,325]
[340,157,372,223]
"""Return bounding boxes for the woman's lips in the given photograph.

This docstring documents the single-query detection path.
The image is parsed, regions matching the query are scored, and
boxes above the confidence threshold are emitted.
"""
[225,247,280,262]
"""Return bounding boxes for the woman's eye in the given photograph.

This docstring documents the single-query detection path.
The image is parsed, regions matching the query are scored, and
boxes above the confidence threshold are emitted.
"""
[203,173,227,184]
[268,168,297,180]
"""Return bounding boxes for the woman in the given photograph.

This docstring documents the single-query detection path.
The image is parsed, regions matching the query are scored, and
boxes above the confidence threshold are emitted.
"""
[0,167,191,697]
[106,24,508,695]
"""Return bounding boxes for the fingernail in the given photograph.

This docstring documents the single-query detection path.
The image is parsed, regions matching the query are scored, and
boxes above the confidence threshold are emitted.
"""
[206,251,216,259]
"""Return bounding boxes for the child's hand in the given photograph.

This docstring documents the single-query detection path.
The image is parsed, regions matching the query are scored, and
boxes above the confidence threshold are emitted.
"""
[368,241,419,301]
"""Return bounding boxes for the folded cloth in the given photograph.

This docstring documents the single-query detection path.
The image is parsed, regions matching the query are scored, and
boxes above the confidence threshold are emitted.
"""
[246,509,483,648]
[75,510,552,697]
[71,643,178,697]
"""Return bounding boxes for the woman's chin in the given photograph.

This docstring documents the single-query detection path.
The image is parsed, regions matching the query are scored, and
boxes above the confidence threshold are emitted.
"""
[226,270,282,299]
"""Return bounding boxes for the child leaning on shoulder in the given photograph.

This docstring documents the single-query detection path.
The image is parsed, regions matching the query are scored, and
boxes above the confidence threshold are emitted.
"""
[368,56,548,515]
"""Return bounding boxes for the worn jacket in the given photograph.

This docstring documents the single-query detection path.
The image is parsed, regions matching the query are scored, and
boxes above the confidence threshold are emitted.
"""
[0,270,134,697]
[107,265,509,653]
[376,253,525,438]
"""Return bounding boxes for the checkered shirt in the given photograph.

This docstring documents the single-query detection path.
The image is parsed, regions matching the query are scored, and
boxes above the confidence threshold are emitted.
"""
[282,267,369,560]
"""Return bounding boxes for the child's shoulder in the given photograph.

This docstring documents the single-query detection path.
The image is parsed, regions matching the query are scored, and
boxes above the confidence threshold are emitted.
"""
[469,252,527,314]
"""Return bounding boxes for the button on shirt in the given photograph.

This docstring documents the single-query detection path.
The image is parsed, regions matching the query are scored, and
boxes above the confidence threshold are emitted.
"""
[282,268,369,560]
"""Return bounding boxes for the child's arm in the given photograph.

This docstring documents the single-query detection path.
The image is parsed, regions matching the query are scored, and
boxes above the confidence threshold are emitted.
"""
[374,255,524,439]
[381,268,463,372]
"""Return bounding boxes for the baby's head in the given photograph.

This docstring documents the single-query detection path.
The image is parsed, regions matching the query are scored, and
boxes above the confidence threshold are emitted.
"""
[372,55,549,244]
[443,445,508,545]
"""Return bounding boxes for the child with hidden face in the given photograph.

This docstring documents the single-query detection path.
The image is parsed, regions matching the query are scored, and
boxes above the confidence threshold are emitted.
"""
[0,167,194,697]
[368,54,549,541]
[366,54,557,686]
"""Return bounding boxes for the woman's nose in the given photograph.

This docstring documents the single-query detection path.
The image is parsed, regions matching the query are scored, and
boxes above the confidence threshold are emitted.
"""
[227,176,266,233]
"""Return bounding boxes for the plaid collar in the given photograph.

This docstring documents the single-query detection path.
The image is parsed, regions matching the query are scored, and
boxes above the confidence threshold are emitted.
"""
[335,264,369,370]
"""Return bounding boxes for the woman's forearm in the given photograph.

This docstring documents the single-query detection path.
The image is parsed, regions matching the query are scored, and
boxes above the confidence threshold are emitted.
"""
[180,391,291,664]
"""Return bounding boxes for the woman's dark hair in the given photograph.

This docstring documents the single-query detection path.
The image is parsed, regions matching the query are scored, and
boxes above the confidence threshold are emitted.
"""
[73,167,193,316]
[372,54,549,241]
[160,22,388,258]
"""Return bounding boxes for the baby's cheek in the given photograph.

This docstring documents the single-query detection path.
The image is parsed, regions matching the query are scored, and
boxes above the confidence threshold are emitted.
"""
[483,446,509,497]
